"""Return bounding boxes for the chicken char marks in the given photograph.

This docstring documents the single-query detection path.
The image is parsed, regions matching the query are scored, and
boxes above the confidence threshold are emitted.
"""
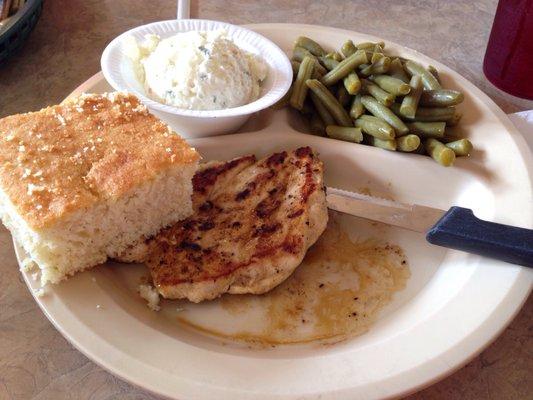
[147,147,328,303]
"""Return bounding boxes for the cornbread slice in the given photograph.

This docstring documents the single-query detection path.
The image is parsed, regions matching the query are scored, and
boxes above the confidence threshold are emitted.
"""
[0,92,199,284]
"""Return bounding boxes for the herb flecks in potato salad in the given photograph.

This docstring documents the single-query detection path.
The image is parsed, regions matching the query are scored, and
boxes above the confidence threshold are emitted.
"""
[125,30,268,111]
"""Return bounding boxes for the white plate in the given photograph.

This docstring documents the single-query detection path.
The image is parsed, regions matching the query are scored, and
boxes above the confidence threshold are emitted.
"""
[18,24,532,400]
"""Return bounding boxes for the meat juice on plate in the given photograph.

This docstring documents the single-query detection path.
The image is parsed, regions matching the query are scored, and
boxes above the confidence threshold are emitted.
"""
[160,212,410,346]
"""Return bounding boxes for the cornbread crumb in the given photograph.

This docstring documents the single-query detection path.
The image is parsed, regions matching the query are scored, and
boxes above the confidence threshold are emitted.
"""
[20,258,36,272]
[139,284,160,311]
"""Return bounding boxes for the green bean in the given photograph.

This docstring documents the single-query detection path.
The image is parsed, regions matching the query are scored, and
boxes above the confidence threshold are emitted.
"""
[292,46,314,62]
[389,58,409,83]
[446,111,463,126]
[391,103,456,122]
[337,85,351,107]
[425,138,455,166]
[354,114,395,140]
[363,50,374,60]
[419,90,464,107]
[361,95,409,135]
[309,113,326,136]
[399,75,423,118]
[349,94,365,119]
[396,134,421,152]
[428,65,440,83]
[371,51,384,64]
[296,59,322,80]
[360,56,391,76]
[406,122,446,138]
[410,113,455,122]
[306,79,353,126]
[291,60,301,77]
[367,136,397,151]
[411,106,456,120]
[290,56,315,111]
[355,42,376,50]
[404,60,442,90]
[374,44,384,53]
[344,72,361,95]
[371,74,411,95]
[321,50,368,86]
[397,56,410,63]
[370,44,385,63]
[446,139,472,156]
[319,56,340,71]
[341,40,357,57]
[362,79,395,106]
[326,126,363,143]
[310,92,335,126]
[314,60,327,75]
[294,36,326,56]
[293,47,327,75]
[408,114,455,122]
[356,41,385,50]
[325,51,344,61]
[288,37,467,166]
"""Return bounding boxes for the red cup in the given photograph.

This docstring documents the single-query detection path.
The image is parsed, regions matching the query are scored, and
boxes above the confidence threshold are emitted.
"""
[483,0,533,100]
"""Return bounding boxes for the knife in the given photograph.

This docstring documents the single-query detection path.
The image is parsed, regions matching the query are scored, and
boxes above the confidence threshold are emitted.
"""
[326,187,533,268]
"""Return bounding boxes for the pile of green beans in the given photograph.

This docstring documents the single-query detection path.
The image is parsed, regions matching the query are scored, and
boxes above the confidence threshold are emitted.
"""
[280,36,473,167]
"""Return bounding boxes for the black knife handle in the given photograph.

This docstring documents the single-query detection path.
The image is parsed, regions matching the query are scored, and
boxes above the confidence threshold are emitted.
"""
[426,206,533,267]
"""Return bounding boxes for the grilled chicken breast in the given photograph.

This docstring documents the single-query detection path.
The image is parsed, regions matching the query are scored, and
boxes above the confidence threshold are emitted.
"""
[120,147,328,303]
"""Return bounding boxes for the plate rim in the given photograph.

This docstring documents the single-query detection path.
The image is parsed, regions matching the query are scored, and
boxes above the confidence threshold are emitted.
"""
[17,22,533,400]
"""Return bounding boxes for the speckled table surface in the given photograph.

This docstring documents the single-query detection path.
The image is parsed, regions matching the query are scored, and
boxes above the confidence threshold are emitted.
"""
[0,1,531,399]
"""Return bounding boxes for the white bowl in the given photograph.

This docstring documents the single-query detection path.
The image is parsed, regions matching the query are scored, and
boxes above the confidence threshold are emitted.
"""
[101,19,292,138]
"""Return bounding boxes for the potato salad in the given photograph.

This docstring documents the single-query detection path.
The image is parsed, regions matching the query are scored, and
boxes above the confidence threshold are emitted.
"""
[126,30,268,110]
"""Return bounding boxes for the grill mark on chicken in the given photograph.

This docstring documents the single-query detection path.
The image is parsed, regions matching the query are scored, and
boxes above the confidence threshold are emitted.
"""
[183,220,197,230]
[235,181,256,201]
[253,222,282,237]
[235,188,251,201]
[199,201,213,212]
[288,209,304,218]
[193,155,256,194]
[295,146,313,158]
[255,198,282,218]
[301,161,316,203]
[266,151,287,167]
[198,220,215,231]
[282,235,302,254]
[180,241,201,251]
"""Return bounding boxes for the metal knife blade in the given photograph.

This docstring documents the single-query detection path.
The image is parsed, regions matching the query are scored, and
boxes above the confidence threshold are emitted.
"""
[326,187,446,233]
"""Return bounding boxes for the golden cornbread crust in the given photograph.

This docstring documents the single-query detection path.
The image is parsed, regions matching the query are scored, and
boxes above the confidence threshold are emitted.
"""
[0,92,200,230]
